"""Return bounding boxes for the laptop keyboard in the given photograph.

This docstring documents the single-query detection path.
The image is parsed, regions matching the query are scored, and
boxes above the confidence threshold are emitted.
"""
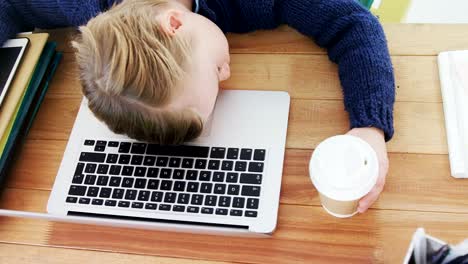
[66,139,266,218]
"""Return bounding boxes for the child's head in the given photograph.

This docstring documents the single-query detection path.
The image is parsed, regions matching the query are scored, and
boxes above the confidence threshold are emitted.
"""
[73,0,230,144]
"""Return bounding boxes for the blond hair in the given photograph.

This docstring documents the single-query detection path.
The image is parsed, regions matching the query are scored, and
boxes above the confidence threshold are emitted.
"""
[72,0,203,144]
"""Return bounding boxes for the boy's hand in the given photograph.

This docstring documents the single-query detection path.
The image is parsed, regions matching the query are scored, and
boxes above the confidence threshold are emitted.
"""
[346,127,389,213]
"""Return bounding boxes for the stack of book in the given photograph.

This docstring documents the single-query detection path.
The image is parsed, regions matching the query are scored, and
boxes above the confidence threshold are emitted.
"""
[0,33,62,186]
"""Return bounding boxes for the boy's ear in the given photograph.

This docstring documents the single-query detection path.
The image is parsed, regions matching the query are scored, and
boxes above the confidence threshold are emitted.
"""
[157,10,184,36]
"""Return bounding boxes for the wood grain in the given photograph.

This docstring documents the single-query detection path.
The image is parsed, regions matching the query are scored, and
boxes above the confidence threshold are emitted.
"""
[47,52,442,103]
[43,24,468,56]
[0,243,229,264]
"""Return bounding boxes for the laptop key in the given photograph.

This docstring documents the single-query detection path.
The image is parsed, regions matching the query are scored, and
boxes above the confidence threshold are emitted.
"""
[109,177,121,187]
[199,171,211,181]
[99,188,112,198]
[79,198,91,204]
[161,180,172,190]
[233,197,245,208]
[145,203,157,210]
[230,209,242,216]
[160,168,172,178]
[84,139,95,146]
[96,140,107,146]
[221,161,233,171]
[201,207,214,214]
[245,211,258,217]
[159,204,171,211]
[151,191,163,202]
[173,205,185,212]
[164,192,177,203]
[66,196,77,203]
[214,184,226,194]
[92,199,104,205]
[72,174,84,184]
[118,201,130,208]
[218,196,231,207]
[195,159,207,169]
[182,158,194,168]
[97,164,109,174]
[173,181,186,192]
[173,169,185,179]
[191,194,203,205]
[215,208,228,215]
[213,172,225,182]
[242,186,261,197]
[177,193,190,204]
[131,202,144,209]
[186,170,198,180]
[187,182,199,192]
[84,175,97,185]
[240,173,262,185]
[156,157,169,167]
[87,187,99,197]
[147,168,159,178]
[108,141,119,147]
[208,160,220,170]
[122,166,134,176]
[254,149,266,161]
[247,198,259,209]
[235,161,247,172]
[118,142,131,153]
[122,177,134,188]
[125,190,137,200]
[79,152,105,163]
[118,155,131,164]
[112,188,124,199]
[227,185,240,195]
[138,190,150,201]
[226,173,239,183]
[227,148,239,159]
[210,147,226,159]
[248,162,264,173]
[94,145,105,152]
[131,143,147,154]
[131,155,143,165]
[84,163,97,174]
[135,179,147,189]
[200,183,213,193]
[106,154,118,164]
[143,156,156,166]
[109,165,122,175]
[146,145,209,158]
[74,163,85,176]
[105,200,117,207]
[134,167,147,177]
[204,195,217,206]
[169,158,181,168]
[147,179,160,190]
[187,206,199,213]
[97,176,109,186]
[240,149,253,160]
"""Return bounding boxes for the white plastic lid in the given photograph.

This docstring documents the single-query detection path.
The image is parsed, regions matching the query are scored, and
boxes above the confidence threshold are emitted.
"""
[309,135,379,201]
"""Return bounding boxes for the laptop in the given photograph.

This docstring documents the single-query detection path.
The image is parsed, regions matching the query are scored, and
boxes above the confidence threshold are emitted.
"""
[46,90,290,236]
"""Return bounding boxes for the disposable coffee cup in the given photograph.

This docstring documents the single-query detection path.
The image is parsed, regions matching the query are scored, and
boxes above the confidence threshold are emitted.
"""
[309,135,379,218]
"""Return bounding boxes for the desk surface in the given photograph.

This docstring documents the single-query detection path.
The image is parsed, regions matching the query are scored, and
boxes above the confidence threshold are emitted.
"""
[1,24,468,263]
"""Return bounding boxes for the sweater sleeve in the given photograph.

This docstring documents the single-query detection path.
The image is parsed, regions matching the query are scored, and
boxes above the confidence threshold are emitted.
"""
[0,0,24,46]
[278,0,395,141]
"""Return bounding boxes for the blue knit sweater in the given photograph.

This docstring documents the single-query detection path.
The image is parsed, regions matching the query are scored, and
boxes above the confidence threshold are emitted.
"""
[0,0,395,140]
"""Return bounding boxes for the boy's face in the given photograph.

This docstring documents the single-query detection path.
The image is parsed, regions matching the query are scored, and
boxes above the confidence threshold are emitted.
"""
[158,3,231,123]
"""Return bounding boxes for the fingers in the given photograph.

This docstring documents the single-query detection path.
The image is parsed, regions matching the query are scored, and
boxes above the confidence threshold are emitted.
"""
[358,172,386,213]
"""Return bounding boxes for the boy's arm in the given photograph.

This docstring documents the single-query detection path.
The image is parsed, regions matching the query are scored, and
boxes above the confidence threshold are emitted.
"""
[278,0,395,141]
[0,0,117,46]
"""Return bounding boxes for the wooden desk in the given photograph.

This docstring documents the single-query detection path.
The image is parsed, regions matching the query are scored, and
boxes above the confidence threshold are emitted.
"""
[1,24,468,263]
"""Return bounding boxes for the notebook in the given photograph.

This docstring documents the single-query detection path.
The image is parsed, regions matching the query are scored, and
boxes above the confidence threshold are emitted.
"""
[438,50,468,178]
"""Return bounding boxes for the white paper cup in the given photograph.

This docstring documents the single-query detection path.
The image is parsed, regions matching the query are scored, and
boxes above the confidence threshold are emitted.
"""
[309,135,379,218]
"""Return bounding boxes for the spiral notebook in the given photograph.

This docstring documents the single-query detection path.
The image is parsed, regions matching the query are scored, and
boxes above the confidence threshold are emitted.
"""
[438,50,468,178]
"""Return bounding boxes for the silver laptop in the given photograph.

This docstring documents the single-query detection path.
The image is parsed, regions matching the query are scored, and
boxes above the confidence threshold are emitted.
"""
[47,90,290,236]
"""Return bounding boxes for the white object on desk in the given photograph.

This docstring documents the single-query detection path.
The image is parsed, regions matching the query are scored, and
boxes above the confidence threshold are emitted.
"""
[438,50,468,178]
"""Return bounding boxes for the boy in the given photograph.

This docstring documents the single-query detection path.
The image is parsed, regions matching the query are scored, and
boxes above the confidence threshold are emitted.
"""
[0,0,394,213]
